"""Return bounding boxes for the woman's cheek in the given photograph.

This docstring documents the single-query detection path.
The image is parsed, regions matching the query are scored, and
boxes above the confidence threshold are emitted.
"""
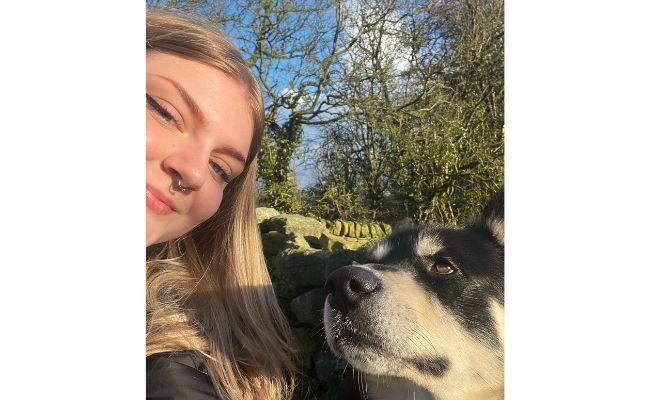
[192,188,224,224]
[146,123,163,158]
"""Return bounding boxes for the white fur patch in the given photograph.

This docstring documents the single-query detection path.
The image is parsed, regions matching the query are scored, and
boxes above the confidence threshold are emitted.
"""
[371,240,392,260]
[486,218,504,246]
[415,231,442,258]
[490,299,505,347]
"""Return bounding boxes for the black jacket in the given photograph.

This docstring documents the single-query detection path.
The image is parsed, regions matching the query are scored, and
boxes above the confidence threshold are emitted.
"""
[146,351,219,399]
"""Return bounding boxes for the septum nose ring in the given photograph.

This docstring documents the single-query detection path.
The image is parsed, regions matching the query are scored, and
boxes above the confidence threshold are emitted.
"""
[171,172,191,193]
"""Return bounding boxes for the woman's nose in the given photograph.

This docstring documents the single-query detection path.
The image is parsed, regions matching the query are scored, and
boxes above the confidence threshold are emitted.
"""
[162,153,208,192]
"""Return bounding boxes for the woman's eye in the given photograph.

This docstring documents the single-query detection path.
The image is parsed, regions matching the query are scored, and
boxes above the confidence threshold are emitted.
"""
[430,261,456,275]
[146,94,176,124]
[209,160,232,184]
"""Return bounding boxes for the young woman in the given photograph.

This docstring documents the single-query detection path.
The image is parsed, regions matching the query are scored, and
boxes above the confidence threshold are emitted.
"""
[145,9,296,400]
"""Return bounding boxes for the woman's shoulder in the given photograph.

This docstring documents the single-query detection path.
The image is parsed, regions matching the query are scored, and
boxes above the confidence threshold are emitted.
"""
[146,351,219,400]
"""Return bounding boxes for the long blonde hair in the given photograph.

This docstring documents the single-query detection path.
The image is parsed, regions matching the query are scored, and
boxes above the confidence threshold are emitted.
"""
[146,9,297,399]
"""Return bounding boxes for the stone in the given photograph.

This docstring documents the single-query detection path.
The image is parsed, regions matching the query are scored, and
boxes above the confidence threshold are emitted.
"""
[259,214,325,243]
[319,232,347,252]
[369,223,378,238]
[290,287,325,325]
[324,248,366,276]
[319,218,331,229]
[255,207,280,224]
[348,222,356,238]
[272,248,332,299]
[354,222,362,238]
[261,230,288,257]
[304,235,321,249]
[286,233,312,250]
[360,223,370,238]
[333,220,343,236]
[341,221,349,237]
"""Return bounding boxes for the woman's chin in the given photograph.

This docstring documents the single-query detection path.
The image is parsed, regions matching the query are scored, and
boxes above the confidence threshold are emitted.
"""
[146,218,161,247]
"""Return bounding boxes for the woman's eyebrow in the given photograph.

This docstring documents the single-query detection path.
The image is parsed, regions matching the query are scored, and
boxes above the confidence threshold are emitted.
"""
[153,75,206,125]
[152,74,248,165]
[215,146,247,164]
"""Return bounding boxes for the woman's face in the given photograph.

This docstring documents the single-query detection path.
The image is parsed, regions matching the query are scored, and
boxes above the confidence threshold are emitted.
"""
[146,51,254,246]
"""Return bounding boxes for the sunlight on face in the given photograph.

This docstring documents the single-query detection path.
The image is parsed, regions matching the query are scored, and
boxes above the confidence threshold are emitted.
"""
[146,52,254,246]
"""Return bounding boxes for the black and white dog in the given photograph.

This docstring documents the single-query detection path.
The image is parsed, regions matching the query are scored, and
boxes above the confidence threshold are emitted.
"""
[324,188,504,400]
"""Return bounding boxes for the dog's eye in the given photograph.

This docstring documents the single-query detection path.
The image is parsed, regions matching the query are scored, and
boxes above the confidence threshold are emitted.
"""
[431,262,456,275]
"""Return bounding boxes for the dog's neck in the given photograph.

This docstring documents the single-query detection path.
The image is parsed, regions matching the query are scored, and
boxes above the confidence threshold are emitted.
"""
[363,375,435,400]
[462,385,504,400]
[362,374,503,400]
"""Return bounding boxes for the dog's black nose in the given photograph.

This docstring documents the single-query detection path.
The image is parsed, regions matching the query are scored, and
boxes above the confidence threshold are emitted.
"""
[325,265,381,311]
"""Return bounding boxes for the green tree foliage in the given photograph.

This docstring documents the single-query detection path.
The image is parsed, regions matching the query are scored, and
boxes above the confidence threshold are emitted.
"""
[257,117,304,211]
[309,0,504,224]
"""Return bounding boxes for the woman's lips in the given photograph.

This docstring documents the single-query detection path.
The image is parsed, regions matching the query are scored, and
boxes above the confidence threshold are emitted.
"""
[146,184,176,215]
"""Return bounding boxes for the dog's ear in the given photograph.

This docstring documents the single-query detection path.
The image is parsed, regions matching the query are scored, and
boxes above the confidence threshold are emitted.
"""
[466,186,504,246]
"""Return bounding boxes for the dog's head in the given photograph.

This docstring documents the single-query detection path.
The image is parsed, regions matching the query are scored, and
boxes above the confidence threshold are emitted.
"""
[323,187,504,399]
